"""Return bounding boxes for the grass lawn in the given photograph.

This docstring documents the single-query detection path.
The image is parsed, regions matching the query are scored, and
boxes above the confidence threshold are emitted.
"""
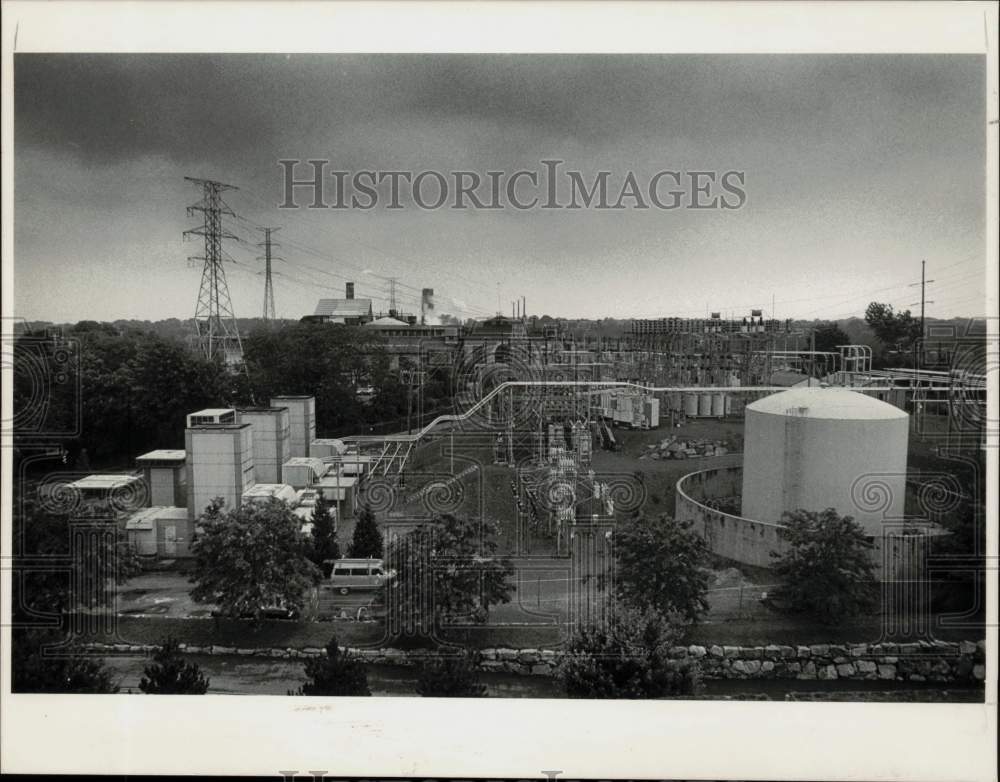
[84,615,386,650]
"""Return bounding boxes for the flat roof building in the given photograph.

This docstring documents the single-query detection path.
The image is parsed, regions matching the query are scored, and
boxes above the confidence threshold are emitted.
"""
[238,407,291,484]
[125,506,192,558]
[135,449,187,508]
[271,396,315,458]
[185,422,255,521]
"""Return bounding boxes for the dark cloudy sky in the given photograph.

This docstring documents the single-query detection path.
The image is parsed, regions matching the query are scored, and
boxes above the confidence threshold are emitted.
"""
[14,54,987,323]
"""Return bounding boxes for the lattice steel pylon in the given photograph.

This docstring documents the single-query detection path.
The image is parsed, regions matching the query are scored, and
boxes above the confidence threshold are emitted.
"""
[258,226,280,321]
[184,177,244,366]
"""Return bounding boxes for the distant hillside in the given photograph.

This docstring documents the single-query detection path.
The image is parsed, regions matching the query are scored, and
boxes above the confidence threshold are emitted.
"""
[17,317,298,344]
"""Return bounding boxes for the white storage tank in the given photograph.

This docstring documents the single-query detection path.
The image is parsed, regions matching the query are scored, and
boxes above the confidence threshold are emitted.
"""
[741,388,909,536]
[683,393,699,416]
[711,393,725,418]
[698,393,712,417]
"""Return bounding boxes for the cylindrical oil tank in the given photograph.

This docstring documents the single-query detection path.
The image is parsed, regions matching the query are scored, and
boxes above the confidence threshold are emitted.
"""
[668,392,681,412]
[683,393,699,416]
[698,393,712,417]
[741,388,909,536]
[711,392,725,417]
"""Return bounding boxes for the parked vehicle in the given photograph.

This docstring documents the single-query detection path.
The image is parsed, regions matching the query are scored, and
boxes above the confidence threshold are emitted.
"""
[328,558,396,594]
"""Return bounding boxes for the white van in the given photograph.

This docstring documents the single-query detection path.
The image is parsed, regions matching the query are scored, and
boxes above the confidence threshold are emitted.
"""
[328,558,395,594]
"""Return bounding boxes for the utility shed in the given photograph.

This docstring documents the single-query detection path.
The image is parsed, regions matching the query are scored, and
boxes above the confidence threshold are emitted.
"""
[282,456,328,488]
[65,474,145,515]
[242,483,299,505]
[125,506,192,558]
[135,449,187,508]
[315,473,358,519]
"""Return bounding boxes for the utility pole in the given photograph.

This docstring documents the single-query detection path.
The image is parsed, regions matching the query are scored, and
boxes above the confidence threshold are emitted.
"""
[184,177,244,366]
[908,260,935,369]
[258,226,280,321]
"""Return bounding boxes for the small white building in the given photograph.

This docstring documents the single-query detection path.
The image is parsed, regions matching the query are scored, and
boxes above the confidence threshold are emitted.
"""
[310,438,349,458]
[125,506,192,558]
[242,482,299,506]
[135,449,187,508]
[316,473,359,520]
[64,474,145,515]
[281,456,329,488]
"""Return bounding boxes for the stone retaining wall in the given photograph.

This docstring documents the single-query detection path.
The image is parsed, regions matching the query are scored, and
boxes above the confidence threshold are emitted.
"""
[85,638,986,684]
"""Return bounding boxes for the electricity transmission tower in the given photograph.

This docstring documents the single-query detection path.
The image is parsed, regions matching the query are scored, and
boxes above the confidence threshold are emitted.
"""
[184,177,244,366]
[258,226,280,321]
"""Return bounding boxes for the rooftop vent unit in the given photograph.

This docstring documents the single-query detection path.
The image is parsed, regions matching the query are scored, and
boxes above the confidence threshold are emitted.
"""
[186,408,237,428]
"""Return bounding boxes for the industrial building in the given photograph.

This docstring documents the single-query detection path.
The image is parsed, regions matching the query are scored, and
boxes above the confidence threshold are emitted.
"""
[271,395,316,458]
[309,282,374,325]
[237,407,291,483]
[134,450,187,508]
[281,456,357,520]
[184,417,255,520]
[96,393,375,561]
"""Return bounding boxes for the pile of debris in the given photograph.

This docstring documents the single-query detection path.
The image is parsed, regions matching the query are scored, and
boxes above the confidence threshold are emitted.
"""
[639,435,730,460]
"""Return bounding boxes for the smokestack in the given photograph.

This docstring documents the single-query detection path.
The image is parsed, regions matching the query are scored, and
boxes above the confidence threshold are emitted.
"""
[346,282,355,300]
[421,288,434,325]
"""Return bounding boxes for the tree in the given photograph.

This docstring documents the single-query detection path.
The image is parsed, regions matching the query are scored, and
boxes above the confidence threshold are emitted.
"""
[12,630,119,693]
[416,651,488,697]
[770,508,878,624]
[386,514,515,637]
[139,637,210,694]
[349,504,384,559]
[11,497,141,620]
[559,604,702,698]
[865,302,922,362]
[292,635,371,696]
[613,514,711,622]
[9,491,140,694]
[242,322,396,436]
[22,325,233,463]
[309,494,341,576]
[190,498,321,621]
[812,322,851,354]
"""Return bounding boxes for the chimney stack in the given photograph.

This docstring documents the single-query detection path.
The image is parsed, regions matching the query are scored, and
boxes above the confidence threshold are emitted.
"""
[421,288,435,325]
[346,282,355,300]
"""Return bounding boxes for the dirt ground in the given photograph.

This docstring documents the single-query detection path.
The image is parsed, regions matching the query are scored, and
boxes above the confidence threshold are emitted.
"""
[590,418,745,515]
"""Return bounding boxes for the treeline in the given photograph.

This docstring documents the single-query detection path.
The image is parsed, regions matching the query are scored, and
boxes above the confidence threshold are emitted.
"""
[13,320,455,468]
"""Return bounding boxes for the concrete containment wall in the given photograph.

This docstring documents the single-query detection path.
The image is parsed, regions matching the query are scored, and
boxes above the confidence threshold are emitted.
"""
[676,467,788,568]
[677,466,942,581]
